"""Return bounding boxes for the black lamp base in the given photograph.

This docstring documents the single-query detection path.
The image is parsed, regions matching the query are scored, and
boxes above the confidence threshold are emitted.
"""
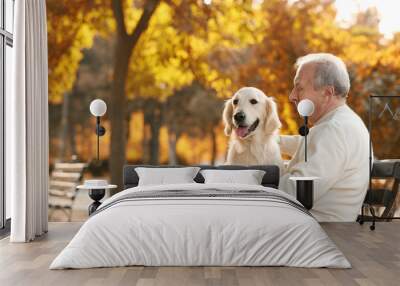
[296,180,314,210]
[88,189,105,215]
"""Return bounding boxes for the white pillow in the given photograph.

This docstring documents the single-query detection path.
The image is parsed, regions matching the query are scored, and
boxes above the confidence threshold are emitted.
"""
[135,167,201,186]
[200,169,266,185]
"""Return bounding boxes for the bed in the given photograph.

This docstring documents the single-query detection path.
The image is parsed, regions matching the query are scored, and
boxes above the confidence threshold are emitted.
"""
[50,165,350,269]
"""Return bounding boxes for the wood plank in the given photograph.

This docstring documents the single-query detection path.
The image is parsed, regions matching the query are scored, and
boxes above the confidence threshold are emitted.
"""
[48,189,75,198]
[1,222,400,286]
[54,162,87,172]
[51,171,82,181]
[50,180,78,189]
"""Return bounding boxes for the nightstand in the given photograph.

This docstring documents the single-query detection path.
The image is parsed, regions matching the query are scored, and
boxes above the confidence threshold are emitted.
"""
[77,184,117,215]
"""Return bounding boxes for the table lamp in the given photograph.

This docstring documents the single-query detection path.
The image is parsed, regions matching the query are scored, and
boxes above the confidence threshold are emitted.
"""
[83,99,110,215]
[289,99,317,210]
[297,99,314,162]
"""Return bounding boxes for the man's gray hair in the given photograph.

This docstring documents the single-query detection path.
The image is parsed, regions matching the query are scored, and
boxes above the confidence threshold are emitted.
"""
[295,53,350,98]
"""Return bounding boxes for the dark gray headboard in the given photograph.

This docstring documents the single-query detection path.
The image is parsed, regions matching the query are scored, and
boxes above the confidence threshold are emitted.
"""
[123,165,280,189]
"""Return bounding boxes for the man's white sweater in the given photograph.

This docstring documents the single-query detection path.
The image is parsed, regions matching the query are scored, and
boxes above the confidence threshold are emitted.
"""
[279,104,371,222]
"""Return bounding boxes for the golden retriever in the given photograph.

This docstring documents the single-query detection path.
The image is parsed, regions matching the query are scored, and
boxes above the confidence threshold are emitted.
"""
[223,87,283,169]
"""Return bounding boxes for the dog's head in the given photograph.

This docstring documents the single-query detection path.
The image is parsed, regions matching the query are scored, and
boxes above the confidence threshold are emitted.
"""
[223,87,281,139]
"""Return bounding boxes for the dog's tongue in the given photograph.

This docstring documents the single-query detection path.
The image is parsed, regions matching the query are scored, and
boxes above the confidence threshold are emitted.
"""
[236,126,249,138]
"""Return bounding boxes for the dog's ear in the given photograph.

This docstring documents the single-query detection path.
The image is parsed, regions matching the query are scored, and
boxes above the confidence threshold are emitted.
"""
[223,99,234,136]
[264,97,282,134]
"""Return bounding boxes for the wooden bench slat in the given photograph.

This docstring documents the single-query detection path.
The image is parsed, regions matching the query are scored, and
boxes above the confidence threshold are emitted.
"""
[51,165,83,182]
[49,189,75,198]
[54,163,87,171]
[51,172,81,180]
[48,196,74,208]
[50,180,78,189]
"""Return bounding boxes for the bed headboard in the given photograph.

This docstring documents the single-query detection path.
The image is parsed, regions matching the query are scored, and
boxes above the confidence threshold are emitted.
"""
[123,165,280,190]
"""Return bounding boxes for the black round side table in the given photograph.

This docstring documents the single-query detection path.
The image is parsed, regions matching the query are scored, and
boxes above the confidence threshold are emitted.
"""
[77,184,117,215]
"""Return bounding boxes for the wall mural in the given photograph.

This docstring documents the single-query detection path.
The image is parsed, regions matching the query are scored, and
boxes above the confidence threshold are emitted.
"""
[47,0,400,194]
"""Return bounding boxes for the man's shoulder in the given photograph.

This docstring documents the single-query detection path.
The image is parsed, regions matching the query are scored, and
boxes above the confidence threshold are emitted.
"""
[311,120,346,145]
[327,106,366,130]
[316,106,369,144]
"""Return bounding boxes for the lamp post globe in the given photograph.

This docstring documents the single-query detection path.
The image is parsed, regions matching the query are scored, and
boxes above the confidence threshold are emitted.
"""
[90,99,107,117]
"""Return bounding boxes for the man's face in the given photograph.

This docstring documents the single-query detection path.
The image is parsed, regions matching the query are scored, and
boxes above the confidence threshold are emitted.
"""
[289,63,327,123]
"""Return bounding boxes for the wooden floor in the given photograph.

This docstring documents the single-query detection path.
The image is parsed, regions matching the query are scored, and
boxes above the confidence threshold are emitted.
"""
[0,222,399,286]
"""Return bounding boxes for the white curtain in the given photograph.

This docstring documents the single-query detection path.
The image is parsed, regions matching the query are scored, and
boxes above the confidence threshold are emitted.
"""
[8,0,49,242]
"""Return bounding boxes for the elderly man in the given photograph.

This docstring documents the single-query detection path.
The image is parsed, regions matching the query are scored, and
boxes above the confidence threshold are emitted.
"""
[278,53,371,222]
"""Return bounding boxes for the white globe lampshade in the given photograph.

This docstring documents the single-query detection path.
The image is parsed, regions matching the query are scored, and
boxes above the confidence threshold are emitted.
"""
[297,99,315,117]
[90,99,107,117]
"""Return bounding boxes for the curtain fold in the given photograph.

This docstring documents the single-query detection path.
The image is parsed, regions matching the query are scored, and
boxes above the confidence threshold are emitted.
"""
[9,0,49,242]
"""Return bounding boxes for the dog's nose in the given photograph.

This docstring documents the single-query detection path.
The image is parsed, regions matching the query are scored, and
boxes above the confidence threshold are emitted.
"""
[234,112,246,123]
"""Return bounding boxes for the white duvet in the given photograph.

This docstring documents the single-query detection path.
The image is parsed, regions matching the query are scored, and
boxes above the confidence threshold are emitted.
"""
[50,183,351,269]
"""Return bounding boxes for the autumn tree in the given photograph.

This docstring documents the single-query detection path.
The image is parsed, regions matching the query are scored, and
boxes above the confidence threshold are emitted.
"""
[47,0,112,164]
[163,82,223,165]
[47,0,111,103]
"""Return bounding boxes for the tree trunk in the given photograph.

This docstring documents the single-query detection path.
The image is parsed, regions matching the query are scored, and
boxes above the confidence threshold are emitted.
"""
[210,127,217,165]
[168,128,177,165]
[126,112,131,141]
[149,106,161,165]
[109,36,133,194]
[68,70,80,160]
[142,123,147,163]
[58,91,70,161]
[109,0,160,195]
[142,100,162,165]
[142,113,150,163]
[69,120,77,158]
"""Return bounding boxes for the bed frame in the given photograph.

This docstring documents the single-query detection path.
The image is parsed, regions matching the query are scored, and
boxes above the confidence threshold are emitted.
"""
[123,165,280,190]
